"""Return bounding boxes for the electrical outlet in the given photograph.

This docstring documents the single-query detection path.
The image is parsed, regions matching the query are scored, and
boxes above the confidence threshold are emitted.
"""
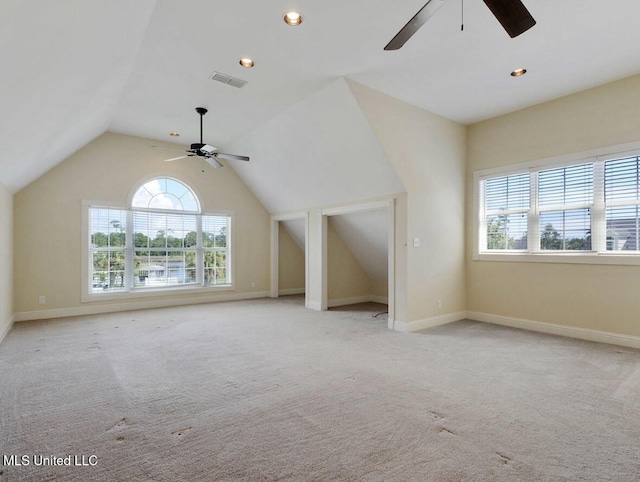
[251,281,256,288]
[413,238,420,248]
[437,300,442,311]
[38,295,46,305]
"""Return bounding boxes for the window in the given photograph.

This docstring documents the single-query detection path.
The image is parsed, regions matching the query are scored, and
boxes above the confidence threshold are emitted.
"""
[475,148,640,263]
[605,156,640,251]
[87,177,232,295]
[538,164,592,251]
[484,173,529,250]
[89,208,127,291]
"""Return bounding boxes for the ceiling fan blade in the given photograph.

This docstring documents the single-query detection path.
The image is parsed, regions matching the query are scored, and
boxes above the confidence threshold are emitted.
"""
[205,156,224,169]
[482,0,536,38]
[213,152,250,162]
[164,155,193,162]
[384,0,447,51]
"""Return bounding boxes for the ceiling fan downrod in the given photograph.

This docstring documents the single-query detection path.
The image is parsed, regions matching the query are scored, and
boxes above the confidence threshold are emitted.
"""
[196,107,209,149]
[194,107,208,150]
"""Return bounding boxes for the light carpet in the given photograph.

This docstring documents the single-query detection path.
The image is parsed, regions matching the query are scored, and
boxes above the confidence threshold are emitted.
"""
[1,296,639,481]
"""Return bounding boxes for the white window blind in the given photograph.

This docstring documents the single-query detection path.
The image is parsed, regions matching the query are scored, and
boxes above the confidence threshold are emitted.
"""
[476,148,640,261]
[89,208,128,291]
[605,156,640,251]
[483,173,530,250]
[202,215,230,286]
[87,177,232,295]
[538,164,593,251]
[132,211,199,288]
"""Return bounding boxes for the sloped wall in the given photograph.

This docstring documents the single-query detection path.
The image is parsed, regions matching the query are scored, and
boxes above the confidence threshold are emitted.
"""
[348,80,467,325]
[0,182,12,343]
[13,132,271,317]
[228,78,405,213]
[329,210,388,282]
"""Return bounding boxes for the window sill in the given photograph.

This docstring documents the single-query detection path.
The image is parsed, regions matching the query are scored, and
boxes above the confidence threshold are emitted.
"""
[473,252,640,266]
[81,283,235,303]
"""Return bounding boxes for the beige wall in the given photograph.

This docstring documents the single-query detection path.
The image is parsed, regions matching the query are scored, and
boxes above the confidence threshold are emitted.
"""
[0,182,13,342]
[278,223,305,293]
[467,74,640,337]
[348,81,467,322]
[327,218,372,303]
[13,132,271,316]
[369,279,388,300]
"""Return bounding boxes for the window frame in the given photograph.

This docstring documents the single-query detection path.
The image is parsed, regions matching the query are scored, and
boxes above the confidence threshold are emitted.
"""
[81,179,235,303]
[473,142,640,266]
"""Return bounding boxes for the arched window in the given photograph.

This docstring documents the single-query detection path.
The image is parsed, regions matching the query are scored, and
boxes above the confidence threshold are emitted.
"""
[86,177,231,296]
[132,177,200,212]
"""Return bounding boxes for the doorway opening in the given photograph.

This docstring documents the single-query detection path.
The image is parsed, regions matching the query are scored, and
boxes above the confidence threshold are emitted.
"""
[270,213,308,306]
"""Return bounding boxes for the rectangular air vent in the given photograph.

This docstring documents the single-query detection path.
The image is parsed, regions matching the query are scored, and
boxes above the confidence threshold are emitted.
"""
[210,71,248,89]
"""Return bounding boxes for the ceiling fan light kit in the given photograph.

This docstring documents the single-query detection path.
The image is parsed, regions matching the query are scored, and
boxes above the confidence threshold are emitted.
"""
[199,144,216,154]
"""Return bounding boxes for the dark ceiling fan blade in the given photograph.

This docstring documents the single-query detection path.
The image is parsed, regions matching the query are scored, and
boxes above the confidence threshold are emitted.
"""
[384,0,447,51]
[164,155,194,162]
[482,0,536,38]
[213,152,250,162]
[204,157,224,169]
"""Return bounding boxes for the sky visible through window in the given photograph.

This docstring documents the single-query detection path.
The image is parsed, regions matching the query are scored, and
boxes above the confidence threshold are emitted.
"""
[132,178,199,212]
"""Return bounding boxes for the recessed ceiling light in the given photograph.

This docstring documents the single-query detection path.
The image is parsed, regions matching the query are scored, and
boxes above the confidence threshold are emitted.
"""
[284,11,303,26]
[169,132,180,137]
[511,68,527,77]
[239,57,254,68]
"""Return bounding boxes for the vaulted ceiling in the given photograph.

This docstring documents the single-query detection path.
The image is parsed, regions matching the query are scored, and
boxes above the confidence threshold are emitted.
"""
[3,0,640,193]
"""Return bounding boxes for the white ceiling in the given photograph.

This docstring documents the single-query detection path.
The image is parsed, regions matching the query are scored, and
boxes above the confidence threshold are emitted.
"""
[3,0,640,192]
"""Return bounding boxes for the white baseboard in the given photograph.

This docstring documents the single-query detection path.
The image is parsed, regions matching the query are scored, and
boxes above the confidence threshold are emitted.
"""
[467,311,640,350]
[307,301,323,311]
[370,295,389,305]
[0,315,14,346]
[328,295,371,308]
[393,311,467,333]
[278,288,305,296]
[328,295,389,308]
[13,291,271,323]
[391,310,640,350]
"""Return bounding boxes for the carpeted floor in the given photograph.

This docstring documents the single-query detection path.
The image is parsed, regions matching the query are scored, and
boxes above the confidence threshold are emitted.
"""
[1,296,639,481]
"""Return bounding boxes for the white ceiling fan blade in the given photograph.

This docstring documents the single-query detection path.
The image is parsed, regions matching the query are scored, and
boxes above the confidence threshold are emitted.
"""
[205,156,224,169]
[213,152,250,162]
[164,155,191,162]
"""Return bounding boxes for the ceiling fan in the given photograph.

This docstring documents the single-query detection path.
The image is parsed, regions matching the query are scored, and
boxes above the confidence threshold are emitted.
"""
[155,107,249,168]
[384,0,536,51]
